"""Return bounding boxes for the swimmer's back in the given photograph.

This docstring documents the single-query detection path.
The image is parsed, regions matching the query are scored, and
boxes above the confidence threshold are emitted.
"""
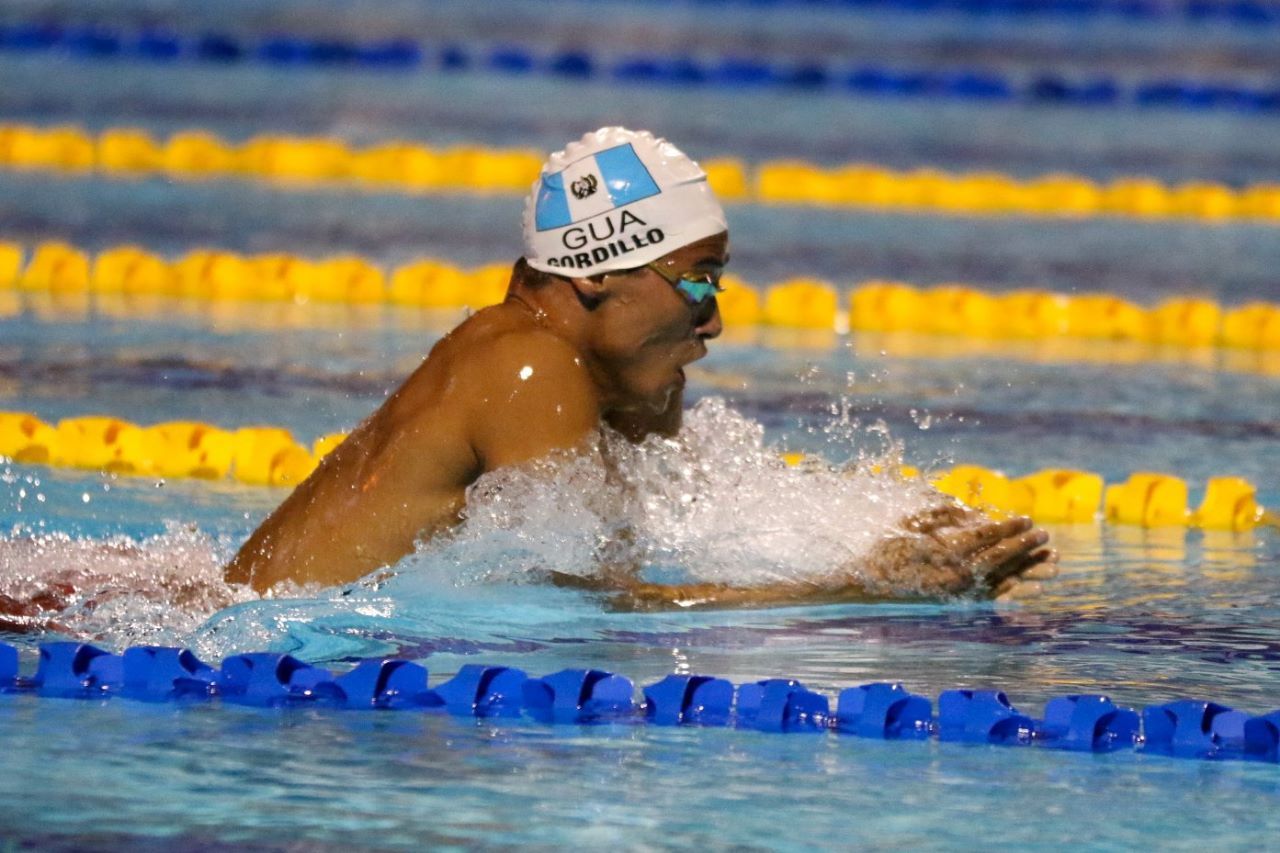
[225,299,602,591]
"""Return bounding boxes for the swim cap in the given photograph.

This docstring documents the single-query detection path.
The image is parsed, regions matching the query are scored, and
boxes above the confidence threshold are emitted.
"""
[522,127,727,278]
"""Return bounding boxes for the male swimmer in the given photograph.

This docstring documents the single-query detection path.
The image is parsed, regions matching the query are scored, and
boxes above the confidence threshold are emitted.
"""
[225,128,1056,607]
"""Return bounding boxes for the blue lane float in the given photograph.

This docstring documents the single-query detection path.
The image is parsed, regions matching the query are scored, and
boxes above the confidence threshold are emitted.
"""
[122,646,218,701]
[427,664,527,717]
[836,682,932,739]
[317,658,429,710]
[33,641,122,696]
[1141,699,1252,759]
[735,679,830,732]
[0,643,17,684]
[10,0,1277,34]
[1039,694,1140,752]
[938,689,1037,744]
[521,668,635,723]
[643,674,734,726]
[1244,711,1280,760]
[546,0,1280,27]
[2,641,1279,764]
[212,652,333,706]
[4,24,1280,117]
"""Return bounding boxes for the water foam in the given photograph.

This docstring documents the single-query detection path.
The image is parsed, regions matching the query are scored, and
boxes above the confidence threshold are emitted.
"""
[410,397,944,590]
[0,524,255,647]
[0,398,949,649]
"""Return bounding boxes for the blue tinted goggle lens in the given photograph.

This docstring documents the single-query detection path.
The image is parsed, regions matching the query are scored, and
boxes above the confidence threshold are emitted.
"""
[675,276,722,305]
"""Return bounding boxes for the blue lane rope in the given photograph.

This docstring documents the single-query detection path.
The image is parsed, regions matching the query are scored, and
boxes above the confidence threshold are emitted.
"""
[544,0,1280,27]
[3,641,1279,763]
[3,24,1280,117]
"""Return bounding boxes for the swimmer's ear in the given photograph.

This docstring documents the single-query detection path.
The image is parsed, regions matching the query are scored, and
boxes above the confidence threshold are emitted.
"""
[567,274,609,308]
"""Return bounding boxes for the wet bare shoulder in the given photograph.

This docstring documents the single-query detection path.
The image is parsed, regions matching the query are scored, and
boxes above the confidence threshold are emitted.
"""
[439,305,593,389]
[443,310,602,470]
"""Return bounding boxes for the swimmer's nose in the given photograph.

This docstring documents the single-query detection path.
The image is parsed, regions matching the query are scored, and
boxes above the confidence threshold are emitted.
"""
[694,298,722,340]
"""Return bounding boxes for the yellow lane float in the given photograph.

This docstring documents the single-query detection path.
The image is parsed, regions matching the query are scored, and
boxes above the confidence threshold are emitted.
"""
[2,413,1267,531]
[8,121,1280,225]
[5,239,1280,351]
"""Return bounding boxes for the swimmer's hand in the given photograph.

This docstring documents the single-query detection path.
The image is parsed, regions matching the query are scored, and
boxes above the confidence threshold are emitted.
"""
[0,586,76,634]
[557,503,1056,611]
[870,504,1057,601]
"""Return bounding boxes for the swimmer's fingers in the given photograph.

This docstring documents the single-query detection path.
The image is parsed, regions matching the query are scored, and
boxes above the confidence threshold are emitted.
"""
[902,504,972,535]
[1018,558,1059,581]
[548,567,640,592]
[939,516,1035,556]
[972,527,1051,568]
[982,545,1056,588]
[991,551,1056,600]
[0,593,39,619]
[0,593,66,634]
[547,569,604,591]
[994,579,1045,601]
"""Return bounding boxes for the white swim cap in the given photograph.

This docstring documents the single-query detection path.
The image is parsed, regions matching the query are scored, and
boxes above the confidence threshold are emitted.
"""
[522,127,727,278]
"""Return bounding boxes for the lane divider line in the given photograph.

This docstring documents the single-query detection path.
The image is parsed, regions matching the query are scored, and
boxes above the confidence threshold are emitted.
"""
[545,0,1280,28]
[4,23,1280,115]
[4,122,1280,224]
[5,640,1280,764]
[4,240,1280,350]
[0,410,1269,529]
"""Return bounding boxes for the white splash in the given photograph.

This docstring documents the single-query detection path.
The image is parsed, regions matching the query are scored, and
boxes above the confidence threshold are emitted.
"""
[0,524,255,647]
[411,397,943,589]
[0,398,949,647]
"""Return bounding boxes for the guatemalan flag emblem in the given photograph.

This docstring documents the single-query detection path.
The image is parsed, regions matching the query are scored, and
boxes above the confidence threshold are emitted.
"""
[534,143,662,232]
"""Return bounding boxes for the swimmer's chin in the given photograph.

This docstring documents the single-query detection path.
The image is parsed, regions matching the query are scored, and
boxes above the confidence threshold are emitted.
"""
[629,371,685,413]
[664,369,687,402]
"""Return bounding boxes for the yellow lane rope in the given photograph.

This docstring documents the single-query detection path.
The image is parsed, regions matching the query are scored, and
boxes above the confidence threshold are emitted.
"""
[4,123,1280,224]
[4,240,1280,351]
[0,411,1269,530]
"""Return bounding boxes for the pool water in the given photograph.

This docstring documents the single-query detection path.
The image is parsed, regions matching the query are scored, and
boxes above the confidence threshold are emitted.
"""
[3,299,1278,848]
[2,0,1280,849]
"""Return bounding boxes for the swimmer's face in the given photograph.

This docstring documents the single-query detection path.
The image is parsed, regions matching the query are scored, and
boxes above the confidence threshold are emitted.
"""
[589,232,727,409]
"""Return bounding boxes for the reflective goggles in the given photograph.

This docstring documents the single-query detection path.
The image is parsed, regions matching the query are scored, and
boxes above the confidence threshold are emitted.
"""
[644,260,725,306]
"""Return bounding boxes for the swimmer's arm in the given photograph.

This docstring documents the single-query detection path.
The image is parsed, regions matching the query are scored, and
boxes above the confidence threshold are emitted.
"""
[556,507,1057,611]
[224,421,473,592]
[550,570,887,610]
[226,330,601,593]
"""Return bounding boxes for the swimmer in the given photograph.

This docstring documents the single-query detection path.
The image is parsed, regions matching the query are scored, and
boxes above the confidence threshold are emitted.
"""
[224,127,1056,606]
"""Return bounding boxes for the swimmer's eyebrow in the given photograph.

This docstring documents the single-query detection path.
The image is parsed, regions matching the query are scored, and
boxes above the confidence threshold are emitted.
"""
[690,254,728,268]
